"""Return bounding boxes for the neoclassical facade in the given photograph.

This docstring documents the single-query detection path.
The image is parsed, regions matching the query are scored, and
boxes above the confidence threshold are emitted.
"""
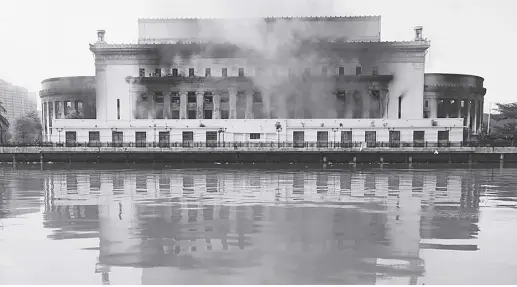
[40,16,485,145]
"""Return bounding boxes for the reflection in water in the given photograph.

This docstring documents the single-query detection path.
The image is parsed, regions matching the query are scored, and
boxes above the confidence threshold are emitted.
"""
[1,166,517,284]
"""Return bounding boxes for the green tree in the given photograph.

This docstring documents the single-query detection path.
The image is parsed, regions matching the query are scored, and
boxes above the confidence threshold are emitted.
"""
[489,102,517,139]
[13,110,43,144]
[0,101,10,144]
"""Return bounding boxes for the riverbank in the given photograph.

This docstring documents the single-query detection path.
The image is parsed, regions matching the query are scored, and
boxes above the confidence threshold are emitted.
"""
[0,146,516,164]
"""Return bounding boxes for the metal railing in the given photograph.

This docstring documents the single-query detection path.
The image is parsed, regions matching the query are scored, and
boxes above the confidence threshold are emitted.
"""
[3,140,512,149]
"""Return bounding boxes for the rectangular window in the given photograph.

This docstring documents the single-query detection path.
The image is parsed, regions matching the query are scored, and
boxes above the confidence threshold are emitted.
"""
[389,131,401,147]
[317,131,329,148]
[413,131,425,147]
[204,110,212,119]
[250,133,260,140]
[112,131,123,147]
[423,111,430,118]
[222,68,228,77]
[340,131,352,148]
[221,110,229,119]
[89,131,100,147]
[187,94,196,103]
[293,131,305,148]
[155,68,161,77]
[158,131,170,148]
[398,96,402,119]
[438,130,450,147]
[356,66,362,75]
[117,99,120,120]
[172,68,178,76]
[65,131,77,147]
[135,131,146,147]
[206,131,217,147]
[139,68,145,77]
[338,67,345,76]
[182,131,194,148]
[205,68,211,77]
[238,68,244,77]
[365,131,377,147]
[424,100,429,108]
[189,68,195,77]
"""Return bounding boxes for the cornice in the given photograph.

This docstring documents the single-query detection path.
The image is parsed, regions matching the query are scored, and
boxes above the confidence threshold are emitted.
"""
[39,87,96,97]
[138,15,381,22]
[424,85,487,96]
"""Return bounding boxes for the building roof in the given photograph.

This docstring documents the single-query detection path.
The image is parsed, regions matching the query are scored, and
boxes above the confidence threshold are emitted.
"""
[137,15,381,21]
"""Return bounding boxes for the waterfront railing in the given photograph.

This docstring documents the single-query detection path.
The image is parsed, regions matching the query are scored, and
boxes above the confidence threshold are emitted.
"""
[2,140,517,149]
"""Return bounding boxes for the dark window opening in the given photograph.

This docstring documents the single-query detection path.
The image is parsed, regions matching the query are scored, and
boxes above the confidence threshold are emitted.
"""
[338,67,345,76]
[438,130,450,147]
[413,131,425,147]
[189,68,195,77]
[221,110,229,119]
[187,93,196,103]
[356,66,362,75]
[398,96,402,119]
[389,131,401,147]
[204,110,212,119]
[238,68,244,77]
[205,68,211,77]
[117,99,120,120]
[424,100,429,108]
[139,68,145,77]
[250,133,260,140]
[172,68,178,76]
[112,131,123,147]
[293,131,305,148]
[155,69,161,77]
[365,131,376,147]
[188,110,196,119]
[135,132,146,147]
[317,131,329,148]
[222,68,228,77]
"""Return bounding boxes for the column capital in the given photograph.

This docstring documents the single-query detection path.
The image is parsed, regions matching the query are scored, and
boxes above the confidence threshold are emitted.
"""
[196,90,205,96]
[178,90,188,96]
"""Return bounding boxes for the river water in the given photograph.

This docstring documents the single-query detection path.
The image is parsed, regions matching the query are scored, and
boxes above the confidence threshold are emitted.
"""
[0,164,516,285]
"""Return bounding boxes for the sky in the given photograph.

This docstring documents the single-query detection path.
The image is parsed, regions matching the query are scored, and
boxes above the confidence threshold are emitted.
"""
[0,0,514,110]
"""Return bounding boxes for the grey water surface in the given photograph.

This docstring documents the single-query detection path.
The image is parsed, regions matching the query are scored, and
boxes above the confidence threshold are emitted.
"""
[1,164,516,285]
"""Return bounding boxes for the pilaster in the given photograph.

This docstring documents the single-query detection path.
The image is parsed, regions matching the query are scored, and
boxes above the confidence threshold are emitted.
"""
[229,87,238,119]
[362,91,371,119]
[245,91,254,119]
[430,98,438,118]
[196,91,204,119]
[457,100,462,118]
[473,99,478,134]
[212,92,221,119]
[163,92,171,119]
[60,101,65,119]
[148,93,156,119]
[466,98,472,130]
[179,91,187,119]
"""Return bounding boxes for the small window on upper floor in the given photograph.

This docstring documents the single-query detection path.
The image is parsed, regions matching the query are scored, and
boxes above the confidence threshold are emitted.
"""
[356,66,362,75]
[322,67,328,76]
[238,68,245,77]
[139,68,145,77]
[155,69,161,77]
[205,68,211,77]
[189,68,195,77]
[172,68,178,77]
[222,68,228,77]
[338,67,345,76]
[424,100,429,108]
[250,133,260,140]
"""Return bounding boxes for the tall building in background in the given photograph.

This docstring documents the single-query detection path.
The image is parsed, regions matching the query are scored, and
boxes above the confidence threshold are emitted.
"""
[0,79,37,125]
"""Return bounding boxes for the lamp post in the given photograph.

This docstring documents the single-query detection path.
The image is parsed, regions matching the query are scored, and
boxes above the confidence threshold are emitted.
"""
[218,127,227,147]
[331,128,338,148]
[57,128,63,146]
[275,122,283,148]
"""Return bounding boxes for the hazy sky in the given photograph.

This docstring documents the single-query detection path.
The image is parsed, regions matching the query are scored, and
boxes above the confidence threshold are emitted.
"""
[0,0,514,110]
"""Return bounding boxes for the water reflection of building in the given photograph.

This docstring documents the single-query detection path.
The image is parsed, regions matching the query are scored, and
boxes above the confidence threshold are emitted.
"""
[44,168,485,284]
[0,169,44,219]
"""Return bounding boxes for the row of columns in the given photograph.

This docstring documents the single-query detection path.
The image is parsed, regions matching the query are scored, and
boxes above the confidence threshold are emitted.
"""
[428,97,483,133]
[137,88,388,120]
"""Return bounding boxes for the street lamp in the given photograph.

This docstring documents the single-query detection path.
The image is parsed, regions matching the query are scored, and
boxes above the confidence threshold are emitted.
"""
[218,128,227,147]
[331,128,339,148]
[57,128,63,146]
[275,122,283,147]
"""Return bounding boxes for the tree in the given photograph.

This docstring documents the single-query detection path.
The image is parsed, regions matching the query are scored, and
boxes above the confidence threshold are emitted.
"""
[495,103,517,119]
[13,110,43,144]
[488,102,517,139]
[0,101,10,144]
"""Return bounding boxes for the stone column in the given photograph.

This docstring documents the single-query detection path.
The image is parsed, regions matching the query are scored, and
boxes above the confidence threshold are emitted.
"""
[212,92,221,119]
[148,93,156,119]
[60,101,65,119]
[163,92,171,119]
[229,87,238,119]
[245,91,254,119]
[480,99,484,132]
[473,99,478,134]
[430,98,437,118]
[457,99,462,118]
[380,90,388,118]
[362,90,371,119]
[466,98,471,130]
[345,90,355,119]
[179,91,187,119]
[196,91,204,119]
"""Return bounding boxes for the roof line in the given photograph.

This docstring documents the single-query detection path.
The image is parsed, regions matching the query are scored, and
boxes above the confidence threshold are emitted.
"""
[138,15,381,21]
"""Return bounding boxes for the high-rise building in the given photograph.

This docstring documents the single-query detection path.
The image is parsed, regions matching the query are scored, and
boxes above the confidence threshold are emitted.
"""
[0,79,37,126]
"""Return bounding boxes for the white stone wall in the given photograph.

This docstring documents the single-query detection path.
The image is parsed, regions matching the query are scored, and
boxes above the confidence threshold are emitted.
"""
[49,118,464,144]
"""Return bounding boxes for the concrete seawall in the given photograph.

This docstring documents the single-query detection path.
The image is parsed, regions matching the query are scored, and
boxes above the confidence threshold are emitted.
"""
[1,147,516,164]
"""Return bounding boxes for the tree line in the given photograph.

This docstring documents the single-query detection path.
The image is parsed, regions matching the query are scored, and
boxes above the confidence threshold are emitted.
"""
[0,101,42,145]
[483,102,517,139]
